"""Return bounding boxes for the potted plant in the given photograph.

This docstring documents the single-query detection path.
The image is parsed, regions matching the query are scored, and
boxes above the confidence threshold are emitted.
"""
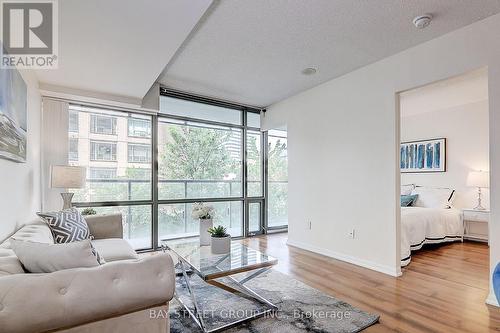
[81,208,97,216]
[207,226,231,254]
[192,203,215,246]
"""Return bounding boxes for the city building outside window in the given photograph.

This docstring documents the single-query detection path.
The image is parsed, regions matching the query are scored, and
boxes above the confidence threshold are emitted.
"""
[69,111,79,132]
[68,138,78,161]
[90,114,117,135]
[128,118,151,138]
[89,167,117,179]
[128,143,151,163]
[90,141,117,161]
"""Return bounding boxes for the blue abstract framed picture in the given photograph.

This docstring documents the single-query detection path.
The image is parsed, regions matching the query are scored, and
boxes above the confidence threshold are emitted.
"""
[400,138,446,173]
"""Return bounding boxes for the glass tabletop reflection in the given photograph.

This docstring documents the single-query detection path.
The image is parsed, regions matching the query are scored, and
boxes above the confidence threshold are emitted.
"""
[161,238,277,280]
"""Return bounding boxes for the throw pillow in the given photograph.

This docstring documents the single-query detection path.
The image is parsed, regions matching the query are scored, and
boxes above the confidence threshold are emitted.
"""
[401,194,418,207]
[37,208,91,243]
[10,238,103,273]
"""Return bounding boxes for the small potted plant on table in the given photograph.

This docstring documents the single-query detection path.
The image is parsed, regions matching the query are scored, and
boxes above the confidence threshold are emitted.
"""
[207,226,231,254]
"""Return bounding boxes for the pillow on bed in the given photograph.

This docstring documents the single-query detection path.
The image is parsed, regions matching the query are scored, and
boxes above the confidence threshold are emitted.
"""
[410,187,455,209]
[401,194,418,207]
[401,184,415,196]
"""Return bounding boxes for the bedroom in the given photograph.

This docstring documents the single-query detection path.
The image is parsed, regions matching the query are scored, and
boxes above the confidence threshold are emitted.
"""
[399,68,489,269]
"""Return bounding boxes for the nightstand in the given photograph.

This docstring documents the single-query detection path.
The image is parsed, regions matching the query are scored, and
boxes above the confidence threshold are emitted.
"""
[463,209,489,243]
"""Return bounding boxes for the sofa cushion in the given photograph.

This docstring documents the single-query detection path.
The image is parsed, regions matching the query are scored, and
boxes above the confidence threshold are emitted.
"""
[0,223,54,249]
[85,214,123,240]
[92,239,138,262]
[10,238,101,273]
[0,248,24,277]
[37,208,91,243]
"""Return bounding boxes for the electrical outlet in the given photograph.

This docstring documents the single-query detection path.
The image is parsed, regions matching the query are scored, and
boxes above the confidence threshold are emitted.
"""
[348,229,355,239]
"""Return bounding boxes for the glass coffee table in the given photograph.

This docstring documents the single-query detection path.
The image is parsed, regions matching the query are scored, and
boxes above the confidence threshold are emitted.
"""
[161,237,278,333]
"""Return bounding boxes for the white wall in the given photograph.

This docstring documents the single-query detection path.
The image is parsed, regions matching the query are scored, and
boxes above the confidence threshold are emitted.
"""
[0,70,42,241]
[263,12,500,304]
[401,100,489,210]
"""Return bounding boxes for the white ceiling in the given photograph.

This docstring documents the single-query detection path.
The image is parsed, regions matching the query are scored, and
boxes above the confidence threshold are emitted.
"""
[158,0,500,107]
[35,0,212,100]
[400,68,488,117]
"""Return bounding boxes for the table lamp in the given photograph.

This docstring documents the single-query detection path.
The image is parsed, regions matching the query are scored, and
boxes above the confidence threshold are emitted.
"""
[467,170,489,210]
[51,165,86,209]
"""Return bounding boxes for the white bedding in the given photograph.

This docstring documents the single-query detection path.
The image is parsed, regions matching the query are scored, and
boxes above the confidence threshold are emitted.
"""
[401,207,463,266]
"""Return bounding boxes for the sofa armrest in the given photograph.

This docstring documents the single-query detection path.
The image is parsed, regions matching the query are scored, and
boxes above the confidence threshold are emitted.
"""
[0,253,175,333]
[85,213,123,239]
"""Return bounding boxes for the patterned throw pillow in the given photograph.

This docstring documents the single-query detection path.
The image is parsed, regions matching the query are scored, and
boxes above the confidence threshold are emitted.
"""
[37,208,91,243]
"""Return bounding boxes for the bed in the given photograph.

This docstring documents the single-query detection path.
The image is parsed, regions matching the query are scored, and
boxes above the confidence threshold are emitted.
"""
[400,186,463,266]
[401,207,463,266]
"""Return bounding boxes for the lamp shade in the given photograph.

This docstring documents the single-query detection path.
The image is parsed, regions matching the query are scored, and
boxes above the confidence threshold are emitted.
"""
[466,170,489,188]
[51,165,86,189]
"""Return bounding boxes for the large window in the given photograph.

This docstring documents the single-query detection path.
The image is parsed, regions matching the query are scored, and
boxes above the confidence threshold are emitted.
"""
[157,118,242,200]
[68,93,263,250]
[90,141,117,161]
[68,105,153,249]
[90,114,117,135]
[267,129,288,228]
[247,130,262,197]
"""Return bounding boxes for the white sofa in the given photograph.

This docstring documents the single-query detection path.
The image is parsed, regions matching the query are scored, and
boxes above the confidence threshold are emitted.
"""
[0,214,175,333]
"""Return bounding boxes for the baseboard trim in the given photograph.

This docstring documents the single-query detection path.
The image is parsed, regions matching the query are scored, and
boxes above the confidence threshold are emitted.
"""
[486,292,499,307]
[286,239,401,277]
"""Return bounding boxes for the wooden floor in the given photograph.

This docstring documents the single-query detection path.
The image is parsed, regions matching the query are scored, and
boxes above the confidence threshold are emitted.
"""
[238,233,500,333]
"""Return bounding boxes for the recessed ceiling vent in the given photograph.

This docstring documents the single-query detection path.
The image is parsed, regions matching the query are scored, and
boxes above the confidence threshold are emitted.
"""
[413,14,433,29]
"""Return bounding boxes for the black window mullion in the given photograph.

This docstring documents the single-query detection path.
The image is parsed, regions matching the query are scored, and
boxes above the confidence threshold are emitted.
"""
[242,109,248,237]
[152,113,159,250]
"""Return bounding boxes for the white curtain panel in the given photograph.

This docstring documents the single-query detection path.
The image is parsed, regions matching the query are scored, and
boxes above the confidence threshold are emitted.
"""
[41,98,69,211]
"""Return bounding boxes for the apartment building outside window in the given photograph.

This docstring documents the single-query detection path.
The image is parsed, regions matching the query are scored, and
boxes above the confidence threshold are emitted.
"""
[90,114,117,135]
[68,105,153,249]
[90,141,117,161]
[69,138,78,161]
[128,118,151,138]
[128,143,151,163]
[69,111,79,132]
[89,167,117,179]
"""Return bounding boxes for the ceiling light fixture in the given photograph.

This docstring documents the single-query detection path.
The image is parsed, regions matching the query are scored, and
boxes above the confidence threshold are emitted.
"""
[413,14,433,29]
[302,67,317,75]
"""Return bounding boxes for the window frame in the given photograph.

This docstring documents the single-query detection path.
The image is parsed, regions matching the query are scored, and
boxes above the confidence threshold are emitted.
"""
[70,89,267,252]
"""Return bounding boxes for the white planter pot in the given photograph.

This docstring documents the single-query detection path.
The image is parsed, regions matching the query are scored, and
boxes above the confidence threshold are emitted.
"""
[211,236,231,254]
[199,219,213,246]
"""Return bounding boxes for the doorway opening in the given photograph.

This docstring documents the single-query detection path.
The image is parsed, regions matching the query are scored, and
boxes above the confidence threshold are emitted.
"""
[397,68,489,272]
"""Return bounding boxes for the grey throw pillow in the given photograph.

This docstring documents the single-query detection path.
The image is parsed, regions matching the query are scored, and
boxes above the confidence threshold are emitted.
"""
[10,238,104,273]
[37,208,91,243]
